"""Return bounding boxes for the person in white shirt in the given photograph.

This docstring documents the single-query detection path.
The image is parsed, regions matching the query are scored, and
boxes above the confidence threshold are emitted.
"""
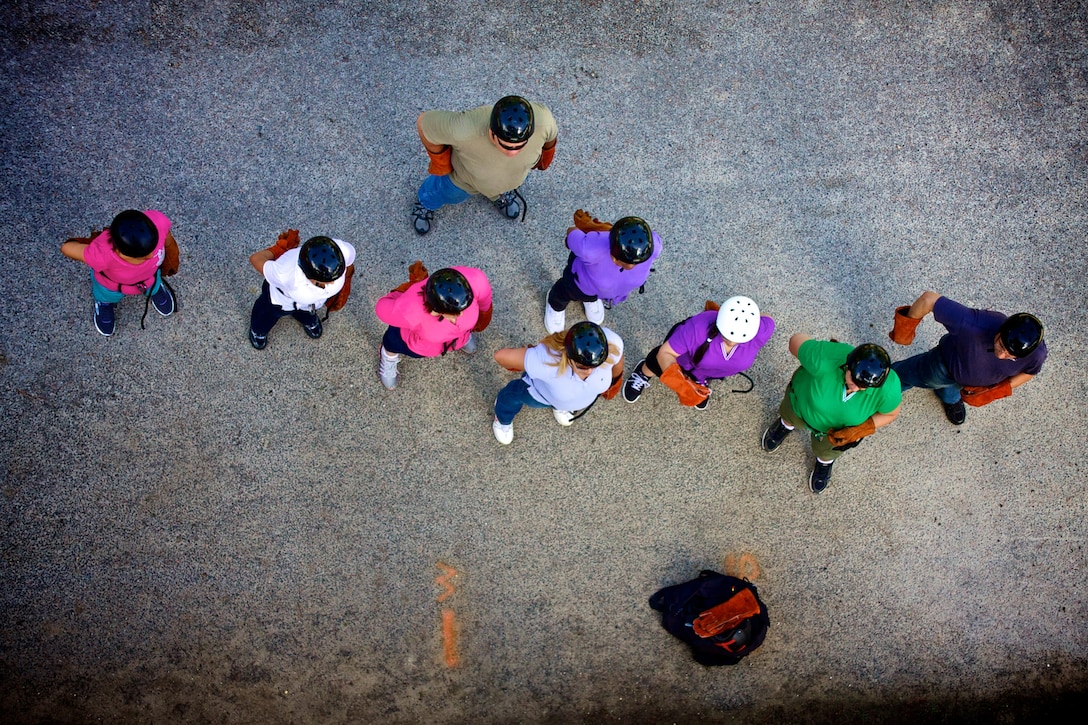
[491,321,625,444]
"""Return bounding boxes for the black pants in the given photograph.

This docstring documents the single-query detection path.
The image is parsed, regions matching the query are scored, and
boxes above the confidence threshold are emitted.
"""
[546,253,598,311]
[250,281,319,335]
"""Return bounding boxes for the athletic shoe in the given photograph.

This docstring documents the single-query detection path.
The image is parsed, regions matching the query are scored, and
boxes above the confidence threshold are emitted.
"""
[694,396,709,410]
[150,285,175,316]
[248,328,268,350]
[810,460,833,493]
[93,302,116,336]
[411,202,434,235]
[941,398,966,425]
[494,189,521,219]
[492,417,513,445]
[301,316,323,339]
[459,332,477,355]
[553,409,575,426]
[761,418,791,452]
[378,346,400,390]
[583,299,605,324]
[622,363,652,403]
[544,303,565,334]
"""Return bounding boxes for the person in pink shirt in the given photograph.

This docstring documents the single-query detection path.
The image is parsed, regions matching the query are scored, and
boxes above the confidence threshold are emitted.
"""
[374,266,494,390]
[60,209,178,336]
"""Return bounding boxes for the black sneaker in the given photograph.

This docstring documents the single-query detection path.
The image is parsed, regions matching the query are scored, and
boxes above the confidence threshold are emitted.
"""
[622,362,652,403]
[648,590,666,612]
[93,302,116,336]
[411,202,434,235]
[494,189,521,219]
[695,396,709,410]
[809,460,833,493]
[249,328,268,350]
[150,284,175,316]
[301,316,323,339]
[941,398,966,425]
[761,419,791,452]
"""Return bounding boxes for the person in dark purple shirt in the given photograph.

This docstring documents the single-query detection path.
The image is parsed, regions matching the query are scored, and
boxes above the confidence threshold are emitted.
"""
[888,291,1046,425]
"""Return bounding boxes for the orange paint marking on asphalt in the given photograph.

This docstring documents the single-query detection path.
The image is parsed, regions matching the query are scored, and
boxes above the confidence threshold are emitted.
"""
[435,562,457,602]
[441,608,459,667]
[724,552,761,580]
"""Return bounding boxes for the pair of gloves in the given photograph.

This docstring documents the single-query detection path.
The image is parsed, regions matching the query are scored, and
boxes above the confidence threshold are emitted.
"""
[888,306,1012,407]
[426,140,556,176]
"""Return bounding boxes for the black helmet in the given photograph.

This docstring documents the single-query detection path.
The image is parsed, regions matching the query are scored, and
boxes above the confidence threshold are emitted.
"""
[109,210,157,258]
[609,217,653,264]
[489,96,534,145]
[998,313,1043,358]
[425,268,474,314]
[564,321,608,368]
[298,236,345,283]
[845,343,891,388]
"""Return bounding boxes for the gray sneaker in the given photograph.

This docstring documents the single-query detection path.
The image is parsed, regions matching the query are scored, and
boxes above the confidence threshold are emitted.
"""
[459,332,477,355]
[494,189,521,219]
[378,346,400,390]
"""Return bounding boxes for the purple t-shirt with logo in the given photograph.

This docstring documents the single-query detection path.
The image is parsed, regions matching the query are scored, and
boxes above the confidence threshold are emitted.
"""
[934,296,1047,386]
[666,311,776,384]
[567,229,662,304]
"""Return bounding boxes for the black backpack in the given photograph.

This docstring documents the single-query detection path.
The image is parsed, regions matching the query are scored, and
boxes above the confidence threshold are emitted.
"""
[650,570,770,666]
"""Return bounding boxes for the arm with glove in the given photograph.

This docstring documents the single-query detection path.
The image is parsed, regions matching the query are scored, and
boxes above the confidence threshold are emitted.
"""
[889,291,941,345]
[600,353,626,400]
[250,229,300,273]
[826,406,901,447]
[961,372,1034,406]
[534,137,557,171]
[417,114,453,175]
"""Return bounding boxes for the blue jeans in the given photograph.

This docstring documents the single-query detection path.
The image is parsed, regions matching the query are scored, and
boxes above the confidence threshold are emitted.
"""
[417,174,473,211]
[892,347,961,404]
[494,377,551,425]
[90,269,162,303]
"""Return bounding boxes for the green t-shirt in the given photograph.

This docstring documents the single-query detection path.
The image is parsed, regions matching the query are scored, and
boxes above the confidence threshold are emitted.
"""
[789,340,902,433]
[419,102,558,199]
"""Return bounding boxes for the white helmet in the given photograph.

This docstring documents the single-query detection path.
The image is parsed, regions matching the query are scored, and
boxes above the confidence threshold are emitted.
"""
[716,296,760,343]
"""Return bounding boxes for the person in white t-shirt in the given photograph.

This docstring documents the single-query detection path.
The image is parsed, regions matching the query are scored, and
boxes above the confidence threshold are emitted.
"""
[248,234,356,350]
[491,321,625,444]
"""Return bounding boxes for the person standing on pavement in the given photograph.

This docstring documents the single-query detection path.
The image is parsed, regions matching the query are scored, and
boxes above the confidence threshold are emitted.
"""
[374,265,493,390]
[760,337,901,493]
[543,214,661,334]
[888,291,1046,425]
[410,95,558,235]
[622,296,774,409]
[491,321,624,444]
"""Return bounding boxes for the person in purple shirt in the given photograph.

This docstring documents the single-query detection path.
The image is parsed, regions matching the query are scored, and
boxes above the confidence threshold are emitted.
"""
[622,296,775,410]
[543,216,661,333]
[888,291,1046,425]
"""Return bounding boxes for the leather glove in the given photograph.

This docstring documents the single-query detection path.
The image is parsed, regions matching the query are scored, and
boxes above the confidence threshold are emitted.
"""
[889,306,921,345]
[324,264,354,312]
[961,379,1012,407]
[573,209,613,233]
[827,418,876,447]
[534,140,556,171]
[392,261,429,293]
[473,304,493,332]
[268,229,300,260]
[161,232,180,276]
[427,146,453,175]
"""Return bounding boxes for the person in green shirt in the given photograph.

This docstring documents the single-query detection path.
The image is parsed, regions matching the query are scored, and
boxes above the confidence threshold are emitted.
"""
[761,335,902,493]
[410,95,558,235]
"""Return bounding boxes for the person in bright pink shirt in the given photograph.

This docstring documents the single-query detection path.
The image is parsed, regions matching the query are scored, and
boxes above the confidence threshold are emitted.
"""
[374,265,493,390]
[60,209,178,336]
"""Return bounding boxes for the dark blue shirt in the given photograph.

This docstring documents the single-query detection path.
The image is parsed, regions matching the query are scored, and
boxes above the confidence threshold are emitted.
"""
[934,297,1046,386]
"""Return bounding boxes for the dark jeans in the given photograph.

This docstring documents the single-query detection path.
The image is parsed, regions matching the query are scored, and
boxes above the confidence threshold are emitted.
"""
[381,327,425,358]
[250,281,319,335]
[546,252,598,311]
[892,346,961,404]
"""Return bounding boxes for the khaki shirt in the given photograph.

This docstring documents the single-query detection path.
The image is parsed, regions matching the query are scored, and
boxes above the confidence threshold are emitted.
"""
[419,102,558,199]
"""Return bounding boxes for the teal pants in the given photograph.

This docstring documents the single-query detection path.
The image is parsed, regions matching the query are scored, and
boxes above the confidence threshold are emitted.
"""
[90,270,162,303]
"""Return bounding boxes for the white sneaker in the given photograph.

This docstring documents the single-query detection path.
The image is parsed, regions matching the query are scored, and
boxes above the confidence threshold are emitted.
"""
[492,417,514,444]
[583,299,605,324]
[544,303,566,334]
[459,332,477,355]
[378,346,400,390]
[553,409,575,426]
